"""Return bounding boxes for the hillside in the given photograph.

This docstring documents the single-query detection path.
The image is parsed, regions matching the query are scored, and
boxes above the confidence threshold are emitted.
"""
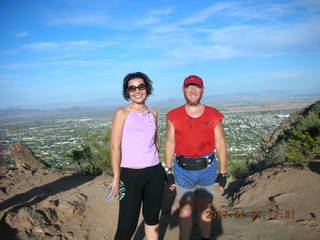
[247,101,320,171]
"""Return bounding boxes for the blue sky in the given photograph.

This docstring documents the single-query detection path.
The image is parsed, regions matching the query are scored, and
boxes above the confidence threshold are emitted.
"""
[1,0,320,108]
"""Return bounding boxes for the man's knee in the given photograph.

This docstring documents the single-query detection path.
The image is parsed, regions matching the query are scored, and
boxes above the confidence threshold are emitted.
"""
[196,199,213,222]
[179,202,194,218]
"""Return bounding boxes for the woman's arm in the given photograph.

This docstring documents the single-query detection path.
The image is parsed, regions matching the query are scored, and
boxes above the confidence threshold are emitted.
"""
[150,108,160,152]
[165,119,175,169]
[110,107,127,195]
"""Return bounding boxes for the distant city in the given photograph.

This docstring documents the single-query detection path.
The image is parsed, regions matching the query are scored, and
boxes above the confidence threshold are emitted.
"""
[1,95,319,168]
[0,107,298,168]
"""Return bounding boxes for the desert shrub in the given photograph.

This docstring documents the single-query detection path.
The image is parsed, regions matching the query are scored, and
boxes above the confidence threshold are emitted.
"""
[285,129,320,168]
[296,114,320,137]
[68,128,112,175]
[229,160,249,179]
[268,143,287,165]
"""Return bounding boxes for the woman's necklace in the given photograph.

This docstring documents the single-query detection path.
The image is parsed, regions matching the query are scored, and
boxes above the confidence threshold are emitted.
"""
[128,105,147,113]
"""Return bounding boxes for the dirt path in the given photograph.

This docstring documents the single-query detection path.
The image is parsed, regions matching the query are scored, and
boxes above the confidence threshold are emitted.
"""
[1,167,320,239]
[75,173,320,240]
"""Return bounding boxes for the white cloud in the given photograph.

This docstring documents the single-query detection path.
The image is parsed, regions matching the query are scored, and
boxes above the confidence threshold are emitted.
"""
[180,2,238,25]
[20,40,116,53]
[48,14,108,26]
[294,0,320,12]
[150,8,174,16]
[64,40,116,49]
[135,7,174,26]
[3,1,320,71]
[16,32,29,38]
[136,16,160,26]
[0,59,113,70]
[260,69,320,80]
[22,42,59,52]
[132,1,320,65]
[207,16,320,55]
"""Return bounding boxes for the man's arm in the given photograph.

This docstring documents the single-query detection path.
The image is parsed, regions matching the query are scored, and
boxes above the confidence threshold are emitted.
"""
[214,122,228,174]
[214,121,228,191]
[165,119,176,190]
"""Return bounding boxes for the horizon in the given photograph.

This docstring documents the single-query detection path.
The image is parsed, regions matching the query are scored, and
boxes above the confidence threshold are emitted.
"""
[1,0,320,108]
[1,94,319,112]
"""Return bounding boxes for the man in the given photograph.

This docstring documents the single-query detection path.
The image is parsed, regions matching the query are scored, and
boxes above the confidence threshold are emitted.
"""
[165,75,228,240]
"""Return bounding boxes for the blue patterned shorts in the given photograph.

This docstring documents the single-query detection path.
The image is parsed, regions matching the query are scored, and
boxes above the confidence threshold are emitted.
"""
[173,153,218,189]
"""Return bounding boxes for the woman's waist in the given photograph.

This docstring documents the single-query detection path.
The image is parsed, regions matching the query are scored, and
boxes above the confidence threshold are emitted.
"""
[120,156,160,168]
[120,161,160,170]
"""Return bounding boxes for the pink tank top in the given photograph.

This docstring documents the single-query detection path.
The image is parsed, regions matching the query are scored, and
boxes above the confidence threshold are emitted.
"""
[120,110,160,168]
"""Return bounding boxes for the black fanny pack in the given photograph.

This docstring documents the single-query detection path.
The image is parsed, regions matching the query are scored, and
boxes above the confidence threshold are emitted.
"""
[175,154,215,171]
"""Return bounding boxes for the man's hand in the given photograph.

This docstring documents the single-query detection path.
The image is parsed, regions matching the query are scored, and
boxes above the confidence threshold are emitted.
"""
[166,173,176,191]
[215,173,228,192]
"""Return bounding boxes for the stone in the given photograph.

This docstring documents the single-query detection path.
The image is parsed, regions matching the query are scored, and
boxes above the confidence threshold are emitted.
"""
[9,143,47,170]
[5,206,62,236]
[65,231,74,238]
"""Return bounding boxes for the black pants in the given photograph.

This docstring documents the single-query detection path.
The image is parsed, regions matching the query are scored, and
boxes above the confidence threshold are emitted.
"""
[114,163,165,240]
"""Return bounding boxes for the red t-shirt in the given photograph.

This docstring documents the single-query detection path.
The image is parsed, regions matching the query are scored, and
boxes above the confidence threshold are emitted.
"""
[166,105,224,157]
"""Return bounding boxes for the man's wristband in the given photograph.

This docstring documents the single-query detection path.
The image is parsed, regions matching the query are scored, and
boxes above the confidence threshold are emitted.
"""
[215,172,228,188]
[219,173,228,178]
[165,173,175,186]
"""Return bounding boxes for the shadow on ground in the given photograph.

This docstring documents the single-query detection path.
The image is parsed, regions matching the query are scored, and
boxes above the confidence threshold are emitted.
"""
[0,172,96,240]
[133,186,224,240]
[222,177,253,207]
[308,160,320,174]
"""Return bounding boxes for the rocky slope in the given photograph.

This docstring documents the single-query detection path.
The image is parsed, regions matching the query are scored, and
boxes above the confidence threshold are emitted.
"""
[248,101,320,171]
[0,144,96,240]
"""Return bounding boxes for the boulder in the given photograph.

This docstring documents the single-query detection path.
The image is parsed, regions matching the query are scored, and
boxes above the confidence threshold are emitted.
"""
[5,207,61,237]
[9,144,47,170]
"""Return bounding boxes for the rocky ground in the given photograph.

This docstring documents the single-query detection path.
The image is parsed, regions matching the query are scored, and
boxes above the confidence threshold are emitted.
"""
[1,145,320,239]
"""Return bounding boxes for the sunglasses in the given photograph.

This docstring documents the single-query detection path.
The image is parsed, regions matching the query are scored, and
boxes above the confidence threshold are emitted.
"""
[127,83,146,92]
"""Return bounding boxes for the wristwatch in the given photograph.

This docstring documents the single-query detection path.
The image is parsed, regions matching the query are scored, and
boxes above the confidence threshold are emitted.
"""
[164,166,172,173]
[219,173,228,177]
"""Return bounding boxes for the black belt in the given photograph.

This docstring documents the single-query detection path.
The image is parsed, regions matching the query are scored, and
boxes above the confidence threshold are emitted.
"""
[175,154,214,171]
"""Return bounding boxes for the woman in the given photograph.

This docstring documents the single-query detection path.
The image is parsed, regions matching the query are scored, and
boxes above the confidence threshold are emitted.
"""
[109,72,165,240]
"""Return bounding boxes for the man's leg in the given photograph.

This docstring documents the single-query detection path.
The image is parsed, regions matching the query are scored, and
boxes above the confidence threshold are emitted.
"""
[174,162,198,240]
[194,158,217,239]
[196,198,212,239]
[179,199,195,240]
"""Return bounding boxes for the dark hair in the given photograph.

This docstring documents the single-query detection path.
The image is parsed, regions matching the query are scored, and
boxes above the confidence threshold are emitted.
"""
[122,72,153,101]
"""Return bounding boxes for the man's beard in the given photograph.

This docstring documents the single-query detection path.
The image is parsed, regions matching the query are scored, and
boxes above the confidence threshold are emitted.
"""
[186,100,200,105]
[184,92,203,105]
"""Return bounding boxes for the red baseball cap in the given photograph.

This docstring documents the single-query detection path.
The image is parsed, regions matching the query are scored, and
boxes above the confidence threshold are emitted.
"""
[183,75,204,88]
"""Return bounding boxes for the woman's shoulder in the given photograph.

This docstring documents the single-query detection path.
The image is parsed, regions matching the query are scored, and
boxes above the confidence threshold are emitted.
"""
[148,107,158,115]
[113,106,131,120]
[148,107,158,118]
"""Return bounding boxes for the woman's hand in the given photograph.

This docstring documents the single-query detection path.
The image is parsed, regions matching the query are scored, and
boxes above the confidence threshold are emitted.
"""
[108,177,120,198]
